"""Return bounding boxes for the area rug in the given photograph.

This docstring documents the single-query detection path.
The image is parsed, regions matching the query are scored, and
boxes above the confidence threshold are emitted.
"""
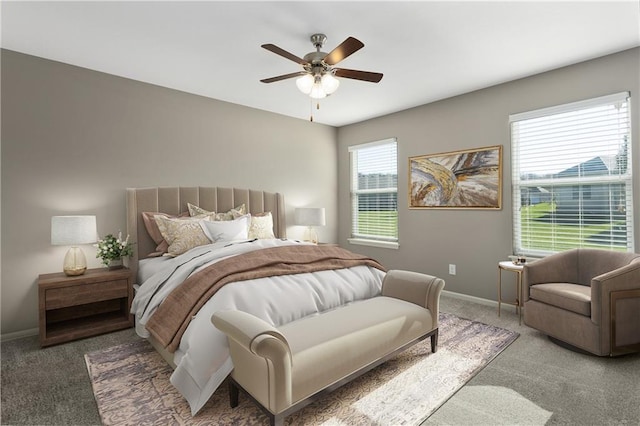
[85,312,518,425]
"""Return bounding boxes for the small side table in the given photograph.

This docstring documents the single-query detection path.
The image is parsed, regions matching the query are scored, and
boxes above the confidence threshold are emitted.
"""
[38,267,133,347]
[497,261,524,325]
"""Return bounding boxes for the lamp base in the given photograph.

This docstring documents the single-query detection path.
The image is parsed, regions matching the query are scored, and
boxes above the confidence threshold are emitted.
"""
[303,226,319,245]
[64,266,87,276]
[63,247,87,276]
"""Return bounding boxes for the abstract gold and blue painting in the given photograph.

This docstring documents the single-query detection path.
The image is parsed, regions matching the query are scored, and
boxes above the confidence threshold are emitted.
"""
[409,145,502,209]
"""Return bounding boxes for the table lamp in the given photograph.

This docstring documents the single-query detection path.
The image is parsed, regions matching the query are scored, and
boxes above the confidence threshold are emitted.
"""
[51,215,97,276]
[294,207,326,244]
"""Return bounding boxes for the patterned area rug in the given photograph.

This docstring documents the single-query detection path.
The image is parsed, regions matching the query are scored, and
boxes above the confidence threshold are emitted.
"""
[85,312,518,425]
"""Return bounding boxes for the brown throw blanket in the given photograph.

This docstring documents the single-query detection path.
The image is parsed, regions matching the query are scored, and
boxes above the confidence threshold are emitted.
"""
[146,245,386,352]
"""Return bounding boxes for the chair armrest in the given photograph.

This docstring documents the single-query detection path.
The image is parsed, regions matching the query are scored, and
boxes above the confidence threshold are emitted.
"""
[381,270,445,323]
[590,261,640,325]
[212,310,293,412]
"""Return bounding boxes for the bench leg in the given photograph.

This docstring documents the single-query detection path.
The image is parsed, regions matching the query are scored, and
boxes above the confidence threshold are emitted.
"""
[431,328,439,353]
[229,377,282,424]
[272,413,285,426]
[229,379,240,408]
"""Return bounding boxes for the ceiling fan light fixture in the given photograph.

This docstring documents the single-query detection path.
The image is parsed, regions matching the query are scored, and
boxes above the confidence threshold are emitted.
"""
[321,73,340,95]
[296,74,314,94]
[309,82,327,99]
[298,73,333,99]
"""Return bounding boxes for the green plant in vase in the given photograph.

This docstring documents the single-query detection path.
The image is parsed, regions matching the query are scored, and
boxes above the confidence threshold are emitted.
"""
[96,232,133,269]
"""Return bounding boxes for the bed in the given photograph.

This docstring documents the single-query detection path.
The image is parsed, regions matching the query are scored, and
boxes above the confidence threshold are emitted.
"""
[126,186,387,415]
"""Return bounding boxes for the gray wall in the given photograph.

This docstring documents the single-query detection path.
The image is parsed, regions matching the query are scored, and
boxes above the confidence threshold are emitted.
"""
[3,47,638,337]
[1,50,338,336]
[337,48,640,302]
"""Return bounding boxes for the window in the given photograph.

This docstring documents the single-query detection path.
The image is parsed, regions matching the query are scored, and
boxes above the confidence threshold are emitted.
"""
[510,92,633,257]
[349,138,398,249]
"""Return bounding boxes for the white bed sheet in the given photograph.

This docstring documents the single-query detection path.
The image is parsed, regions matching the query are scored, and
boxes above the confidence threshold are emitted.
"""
[137,256,171,284]
[131,239,385,415]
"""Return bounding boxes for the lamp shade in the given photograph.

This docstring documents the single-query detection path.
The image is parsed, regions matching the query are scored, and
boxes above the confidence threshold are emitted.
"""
[51,215,97,245]
[309,83,327,99]
[296,74,314,94]
[294,208,326,227]
[321,73,340,95]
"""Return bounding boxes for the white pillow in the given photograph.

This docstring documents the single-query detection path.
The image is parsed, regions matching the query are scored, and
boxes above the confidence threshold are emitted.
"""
[200,214,250,242]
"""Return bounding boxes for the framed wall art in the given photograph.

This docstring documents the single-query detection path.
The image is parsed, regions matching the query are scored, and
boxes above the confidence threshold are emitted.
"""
[409,145,502,209]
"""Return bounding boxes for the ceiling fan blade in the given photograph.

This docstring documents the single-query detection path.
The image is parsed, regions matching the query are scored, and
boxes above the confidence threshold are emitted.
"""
[334,68,383,83]
[260,71,307,84]
[323,37,364,66]
[261,44,308,65]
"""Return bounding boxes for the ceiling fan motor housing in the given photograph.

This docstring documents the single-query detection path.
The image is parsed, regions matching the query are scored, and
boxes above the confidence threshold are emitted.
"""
[310,33,327,49]
[305,34,331,76]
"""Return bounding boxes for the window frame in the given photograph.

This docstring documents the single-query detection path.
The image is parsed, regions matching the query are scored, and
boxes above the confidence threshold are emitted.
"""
[348,138,399,249]
[509,92,634,257]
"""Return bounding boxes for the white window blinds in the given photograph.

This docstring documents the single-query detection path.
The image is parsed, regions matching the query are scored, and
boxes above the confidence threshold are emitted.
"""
[510,92,633,256]
[349,139,398,246]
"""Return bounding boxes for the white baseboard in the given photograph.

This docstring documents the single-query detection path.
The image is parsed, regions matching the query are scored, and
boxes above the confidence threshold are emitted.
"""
[1,327,38,342]
[442,290,519,313]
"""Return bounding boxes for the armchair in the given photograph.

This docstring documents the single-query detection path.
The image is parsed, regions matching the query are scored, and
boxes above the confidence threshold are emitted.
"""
[523,248,640,356]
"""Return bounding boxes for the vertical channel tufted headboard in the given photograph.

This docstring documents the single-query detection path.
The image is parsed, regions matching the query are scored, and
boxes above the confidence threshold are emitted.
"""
[126,186,286,283]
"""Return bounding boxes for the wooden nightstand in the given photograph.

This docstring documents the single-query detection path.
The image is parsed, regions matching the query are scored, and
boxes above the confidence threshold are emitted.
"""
[38,268,133,347]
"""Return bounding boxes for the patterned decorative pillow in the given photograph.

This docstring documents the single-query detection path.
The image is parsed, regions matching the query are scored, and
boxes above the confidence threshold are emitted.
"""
[153,214,213,257]
[141,211,189,257]
[187,203,247,221]
[200,214,250,242]
[249,212,276,239]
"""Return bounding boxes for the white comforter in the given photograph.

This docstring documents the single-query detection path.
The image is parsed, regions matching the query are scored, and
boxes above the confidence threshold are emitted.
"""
[131,239,385,415]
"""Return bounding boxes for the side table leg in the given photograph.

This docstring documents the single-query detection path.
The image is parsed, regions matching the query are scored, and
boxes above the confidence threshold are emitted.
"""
[497,267,502,317]
[517,270,522,325]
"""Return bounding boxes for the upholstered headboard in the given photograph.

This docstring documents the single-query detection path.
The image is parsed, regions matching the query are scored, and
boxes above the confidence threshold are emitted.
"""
[126,186,286,283]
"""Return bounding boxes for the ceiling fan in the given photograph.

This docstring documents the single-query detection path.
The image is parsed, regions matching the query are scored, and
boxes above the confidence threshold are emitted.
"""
[260,33,383,100]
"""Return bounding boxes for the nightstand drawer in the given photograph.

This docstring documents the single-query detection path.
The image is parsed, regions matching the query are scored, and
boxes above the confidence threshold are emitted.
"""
[46,279,128,309]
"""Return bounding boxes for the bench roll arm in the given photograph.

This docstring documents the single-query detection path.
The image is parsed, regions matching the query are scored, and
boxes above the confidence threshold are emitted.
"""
[382,269,445,325]
[212,310,293,413]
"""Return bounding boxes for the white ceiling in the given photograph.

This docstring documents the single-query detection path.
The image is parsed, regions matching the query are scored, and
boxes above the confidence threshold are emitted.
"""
[2,1,639,127]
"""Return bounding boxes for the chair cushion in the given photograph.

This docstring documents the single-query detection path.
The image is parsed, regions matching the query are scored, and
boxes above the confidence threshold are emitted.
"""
[529,283,591,316]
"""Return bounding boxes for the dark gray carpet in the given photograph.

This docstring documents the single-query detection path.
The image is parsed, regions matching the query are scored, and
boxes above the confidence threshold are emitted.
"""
[2,294,639,425]
[1,328,139,425]
[424,296,640,425]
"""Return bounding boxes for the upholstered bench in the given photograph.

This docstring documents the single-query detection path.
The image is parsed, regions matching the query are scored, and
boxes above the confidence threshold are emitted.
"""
[212,269,445,426]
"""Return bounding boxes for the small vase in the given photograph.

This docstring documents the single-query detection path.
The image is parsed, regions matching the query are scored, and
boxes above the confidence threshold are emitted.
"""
[108,259,124,270]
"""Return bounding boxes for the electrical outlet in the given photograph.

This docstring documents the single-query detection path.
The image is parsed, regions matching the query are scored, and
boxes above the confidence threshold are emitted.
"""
[449,264,456,275]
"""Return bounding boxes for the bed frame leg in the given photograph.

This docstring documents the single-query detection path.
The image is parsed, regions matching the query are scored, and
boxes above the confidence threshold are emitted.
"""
[431,328,439,353]
[229,379,239,408]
